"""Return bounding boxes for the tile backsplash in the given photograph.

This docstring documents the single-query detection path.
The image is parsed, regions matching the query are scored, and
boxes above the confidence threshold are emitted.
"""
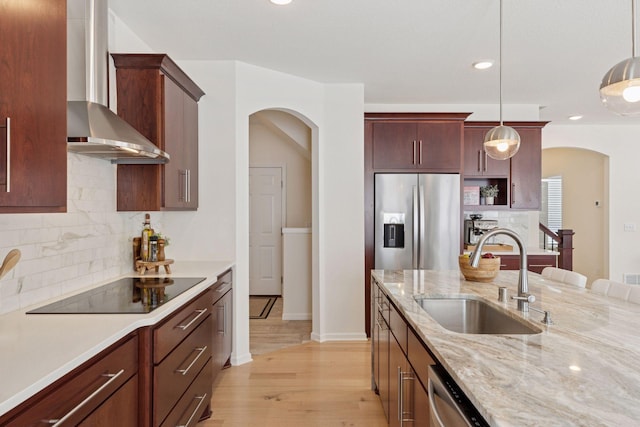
[463,210,537,248]
[0,154,164,314]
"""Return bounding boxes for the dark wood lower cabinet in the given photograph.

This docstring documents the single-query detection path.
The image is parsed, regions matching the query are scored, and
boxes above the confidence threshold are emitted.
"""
[500,254,557,273]
[373,280,437,425]
[78,374,139,427]
[0,272,235,427]
[0,334,138,426]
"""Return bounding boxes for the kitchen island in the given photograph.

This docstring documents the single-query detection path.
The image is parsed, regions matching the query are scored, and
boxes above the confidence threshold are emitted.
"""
[0,260,233,419]
[373,269,640,426]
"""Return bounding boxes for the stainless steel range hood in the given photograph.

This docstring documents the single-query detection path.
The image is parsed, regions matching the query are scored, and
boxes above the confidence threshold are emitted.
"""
[67,0,169,164]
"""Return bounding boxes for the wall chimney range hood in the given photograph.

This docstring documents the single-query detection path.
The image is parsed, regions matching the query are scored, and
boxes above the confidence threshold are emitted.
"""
[67,0,169,164]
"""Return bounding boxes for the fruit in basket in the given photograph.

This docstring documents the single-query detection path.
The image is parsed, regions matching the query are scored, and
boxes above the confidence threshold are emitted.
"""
[482,253,495,259]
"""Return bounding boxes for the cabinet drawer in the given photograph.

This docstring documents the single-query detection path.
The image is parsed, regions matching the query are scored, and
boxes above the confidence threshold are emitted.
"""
[160,362,213,427]
[373,282,389,324]
[407,329,435,389]
[4,335,138,426]
[154,289,213,363]
[212,269,232,305]
[389,302,407,354]
[155,314,212,424]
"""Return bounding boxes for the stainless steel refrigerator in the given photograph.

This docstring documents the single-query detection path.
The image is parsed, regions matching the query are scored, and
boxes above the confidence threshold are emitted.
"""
[374,173,460,270]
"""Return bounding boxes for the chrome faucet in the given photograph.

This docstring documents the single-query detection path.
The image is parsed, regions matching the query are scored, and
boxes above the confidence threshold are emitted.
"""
[469,228,535,312]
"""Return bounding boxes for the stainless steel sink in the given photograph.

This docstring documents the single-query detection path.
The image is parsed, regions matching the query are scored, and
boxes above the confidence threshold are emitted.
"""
[414,297,542,335]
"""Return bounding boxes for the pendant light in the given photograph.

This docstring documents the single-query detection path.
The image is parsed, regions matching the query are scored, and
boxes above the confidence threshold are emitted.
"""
[600,0,640,116]
[484,0,520,161]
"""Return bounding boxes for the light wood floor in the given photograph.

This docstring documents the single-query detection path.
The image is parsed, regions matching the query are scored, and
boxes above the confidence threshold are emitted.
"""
[204,341,387,426]
[202,298,387,426]
[249,297,312,355]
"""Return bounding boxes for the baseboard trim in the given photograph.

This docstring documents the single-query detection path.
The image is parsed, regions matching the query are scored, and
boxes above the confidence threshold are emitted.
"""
[282,313,312,320]
[231,352,253,366]
[310,332,368,342]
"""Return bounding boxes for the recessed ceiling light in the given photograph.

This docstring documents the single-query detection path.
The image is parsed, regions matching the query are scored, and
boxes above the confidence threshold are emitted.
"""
[473,61,494,70]
[270,0,292,4]
[568,115,583,121]
[569,365,582,372]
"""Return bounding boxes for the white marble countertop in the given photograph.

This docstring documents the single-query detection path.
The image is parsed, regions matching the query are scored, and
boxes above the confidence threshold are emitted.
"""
[372,269,640,426]
[0,260,233,416]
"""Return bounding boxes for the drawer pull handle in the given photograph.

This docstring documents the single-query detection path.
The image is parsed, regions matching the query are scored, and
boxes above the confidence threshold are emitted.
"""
[176,393,208,427]
[176,346,207,376]
[3,117,10,192]
[176,308,208,331]
[216,282,232,294]
[47,369,125,426]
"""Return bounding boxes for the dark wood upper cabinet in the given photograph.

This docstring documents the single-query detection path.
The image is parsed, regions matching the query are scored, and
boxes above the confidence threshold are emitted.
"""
[368,113,468,172]
[463,127,510,177]
[0,0,67,213]
[462,121,547,210]
[111,54,204,211]
[510,126,543,210]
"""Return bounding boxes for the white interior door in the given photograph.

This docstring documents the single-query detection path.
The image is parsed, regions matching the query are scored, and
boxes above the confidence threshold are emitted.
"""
[249,167,283,295]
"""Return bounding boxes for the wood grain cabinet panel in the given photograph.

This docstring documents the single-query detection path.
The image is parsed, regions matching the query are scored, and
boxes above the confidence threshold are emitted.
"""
[463,126,510,177]
[159,362,212,427]
[211,269,233,384]
[500,254,557,273]
[0,334,138,426]
[371,119,464,172]
[510,127,543,210]
[154,289,213,364]
[154,315,212,425]
[0,0,66,213]
[373,281,438,426]
[112,53,204,211]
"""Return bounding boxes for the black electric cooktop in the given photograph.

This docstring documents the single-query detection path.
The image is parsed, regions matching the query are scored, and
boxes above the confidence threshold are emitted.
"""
[27,277,206,314]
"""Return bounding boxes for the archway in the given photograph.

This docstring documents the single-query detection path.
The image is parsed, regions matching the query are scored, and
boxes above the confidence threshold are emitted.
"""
[542,147,609,284]
[248,109,314,353]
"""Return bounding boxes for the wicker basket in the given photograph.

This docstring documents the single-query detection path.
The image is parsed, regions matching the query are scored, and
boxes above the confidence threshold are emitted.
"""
[458,254,500,282]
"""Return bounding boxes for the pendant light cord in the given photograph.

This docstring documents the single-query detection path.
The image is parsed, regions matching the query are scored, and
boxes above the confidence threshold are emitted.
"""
[633,0,637,58]
[499,0,504,125]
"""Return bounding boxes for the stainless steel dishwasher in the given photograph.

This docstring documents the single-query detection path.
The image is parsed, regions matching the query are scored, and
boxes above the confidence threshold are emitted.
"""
[428,365,489,427]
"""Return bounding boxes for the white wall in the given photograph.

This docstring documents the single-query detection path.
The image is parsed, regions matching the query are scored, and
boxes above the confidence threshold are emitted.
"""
[249,118,312,227]
[542,148,608,284]
[543,124,640,282]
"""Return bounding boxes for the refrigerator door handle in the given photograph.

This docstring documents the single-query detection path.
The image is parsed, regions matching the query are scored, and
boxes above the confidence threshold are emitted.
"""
[413,185,419,269]
[419,184,426,269]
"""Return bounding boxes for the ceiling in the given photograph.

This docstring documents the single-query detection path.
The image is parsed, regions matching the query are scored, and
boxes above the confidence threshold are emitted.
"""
[109,0,640,125]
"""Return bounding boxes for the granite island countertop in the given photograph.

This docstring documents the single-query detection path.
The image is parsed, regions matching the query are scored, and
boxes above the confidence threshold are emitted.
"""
[372,269,640,427]
[0,260,233,416]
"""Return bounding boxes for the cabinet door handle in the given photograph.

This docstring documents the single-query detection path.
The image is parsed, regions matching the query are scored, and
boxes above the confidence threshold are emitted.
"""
[397,366,402,423]
[176,346,208,376]
[419,140,423,165]
[484,151,488,172]
[47,369,125,426]
[530,264,554,267]
[398,368,415,426]
[477,150,481,172]
[217,303,226,334]
[175,308,208,331]
[3,117,10,192]
[186,169,191,203]
[511,182,516,204]
[412,140,416,165]
[176,393,208,427]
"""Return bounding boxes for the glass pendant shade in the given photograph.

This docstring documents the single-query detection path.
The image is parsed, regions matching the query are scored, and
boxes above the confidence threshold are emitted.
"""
[600,56,640,116]
[483,125,521,160]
